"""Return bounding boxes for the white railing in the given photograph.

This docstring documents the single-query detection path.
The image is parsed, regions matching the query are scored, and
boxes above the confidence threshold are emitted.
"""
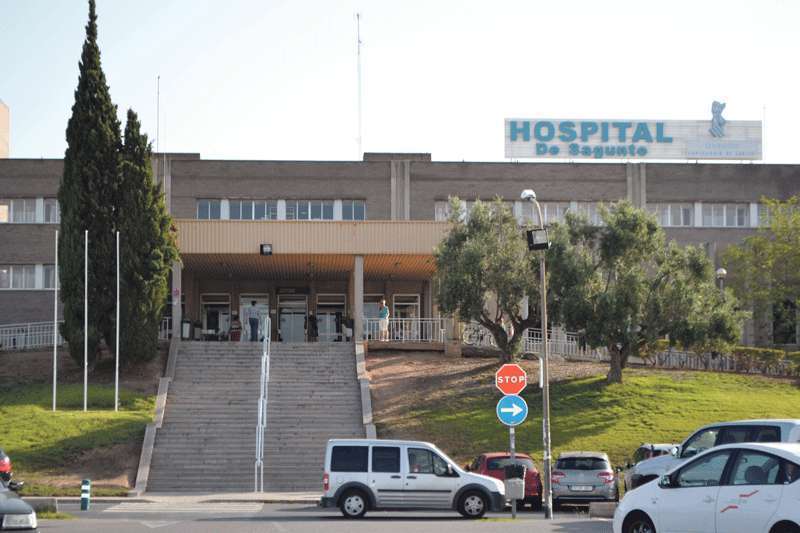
[524,327,586,357]
[159,317,172,341]
[0,321,64,352]
[362,318,451,343]
[254,315,271,492]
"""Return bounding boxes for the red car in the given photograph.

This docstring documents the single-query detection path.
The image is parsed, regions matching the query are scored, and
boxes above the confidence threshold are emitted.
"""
[468,452,542,510]
[0,448,11,483]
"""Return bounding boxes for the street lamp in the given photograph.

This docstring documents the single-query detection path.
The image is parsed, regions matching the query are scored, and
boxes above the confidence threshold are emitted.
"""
[716,267,727,296]
[520,189,554,519]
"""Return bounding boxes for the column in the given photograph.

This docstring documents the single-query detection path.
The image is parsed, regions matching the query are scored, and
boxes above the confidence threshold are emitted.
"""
[423,280,433,318]
[171,261,182,337]
[353,255,364,341]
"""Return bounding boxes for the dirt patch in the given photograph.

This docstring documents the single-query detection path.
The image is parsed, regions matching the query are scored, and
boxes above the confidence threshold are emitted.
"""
[0,344,167,395]
[366,351,608,441]
[29,441,140,489]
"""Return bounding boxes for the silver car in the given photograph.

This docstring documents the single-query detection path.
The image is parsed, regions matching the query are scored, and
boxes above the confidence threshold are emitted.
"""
[552,452,618,509]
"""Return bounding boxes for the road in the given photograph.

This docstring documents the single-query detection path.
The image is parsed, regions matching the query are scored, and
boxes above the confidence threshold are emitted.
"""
[38,502,613,532]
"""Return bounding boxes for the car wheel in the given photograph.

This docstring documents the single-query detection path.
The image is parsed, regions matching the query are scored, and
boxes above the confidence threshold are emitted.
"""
[458,490,488,519]
[771,522,800,533]
[339,489,368,519]
[624,512,656,533]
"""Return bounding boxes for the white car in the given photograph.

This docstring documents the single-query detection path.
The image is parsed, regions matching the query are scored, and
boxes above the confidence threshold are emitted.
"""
[627,419,800,490]
[614,442,800,533]
[319,438,506,518]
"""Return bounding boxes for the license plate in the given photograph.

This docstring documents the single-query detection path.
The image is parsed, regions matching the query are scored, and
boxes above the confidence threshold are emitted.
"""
[570,485,593,492]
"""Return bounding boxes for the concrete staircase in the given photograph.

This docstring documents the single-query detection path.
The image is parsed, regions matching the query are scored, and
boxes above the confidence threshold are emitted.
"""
[146,341,365,493]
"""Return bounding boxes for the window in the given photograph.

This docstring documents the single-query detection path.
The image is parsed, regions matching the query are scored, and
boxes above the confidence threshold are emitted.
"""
[229,200,255,220]
[11,199,36,223]
[0,266,9,288]
[555,457,610,470]
[702,203,749,227]
[310,200,334,220]
[408,448,449,476]
[44,199,60,223]
[253,201,279,220]
[681,428,719,458]
[486,457,536,471]
[197,199,221,219]
[542,202,570,225]
[331,445,368,472]
[286,200,311,220]
[754,426,781,443]
[729,451,782,486]
[648,203,693,227]
[371,446,400,473]
[575,202,603,226]
[0,200,9,223]
[676,451,732,488]
[434,201,451,221]
[343,200,366,221]
[10,265,35,289]
[43,264,58,289]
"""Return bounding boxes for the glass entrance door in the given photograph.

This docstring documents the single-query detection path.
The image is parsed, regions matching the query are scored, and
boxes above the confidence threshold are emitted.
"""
[278,295,307,342]
[239,294,269,342]
[317,294,346,342]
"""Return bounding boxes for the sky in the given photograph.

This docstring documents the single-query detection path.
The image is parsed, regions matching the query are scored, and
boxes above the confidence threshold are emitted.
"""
[1,0,799,162]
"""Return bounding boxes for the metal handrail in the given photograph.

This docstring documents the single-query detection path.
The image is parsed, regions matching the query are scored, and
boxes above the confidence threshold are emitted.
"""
[254,315,271,492]
[0,321,64,351]
[362,317,451,343]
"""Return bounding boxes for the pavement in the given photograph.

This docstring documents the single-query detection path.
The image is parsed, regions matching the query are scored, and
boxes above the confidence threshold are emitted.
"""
[37,502,613,532]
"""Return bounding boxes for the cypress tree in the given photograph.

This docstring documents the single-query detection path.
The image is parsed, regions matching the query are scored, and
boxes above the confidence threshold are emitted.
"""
[118,110,178,362]
[58,0,121,366]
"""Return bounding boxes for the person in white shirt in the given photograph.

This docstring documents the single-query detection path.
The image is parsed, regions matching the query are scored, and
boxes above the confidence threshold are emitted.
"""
[247,301,259,342]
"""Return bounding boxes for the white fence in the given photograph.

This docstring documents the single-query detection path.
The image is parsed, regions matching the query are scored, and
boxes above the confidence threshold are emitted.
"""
[363,318,451,343]
[0,321,64,352]
[524,327,588,358]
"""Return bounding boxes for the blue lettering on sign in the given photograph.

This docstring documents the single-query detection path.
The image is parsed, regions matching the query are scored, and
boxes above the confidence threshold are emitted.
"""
[580,121,598,142]
[656,122,673,143]
[509,121,530,141]
[558,121,576,142]
[534,121,555,141]
[632,123,653,143]
[511,120,674,159]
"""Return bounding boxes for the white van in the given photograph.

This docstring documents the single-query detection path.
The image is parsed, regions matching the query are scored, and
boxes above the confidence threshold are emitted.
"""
[319,438,506,518]
[627,419,800,490]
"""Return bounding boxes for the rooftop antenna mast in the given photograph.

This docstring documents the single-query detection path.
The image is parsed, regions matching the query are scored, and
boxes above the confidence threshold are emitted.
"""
[356,13,363,159]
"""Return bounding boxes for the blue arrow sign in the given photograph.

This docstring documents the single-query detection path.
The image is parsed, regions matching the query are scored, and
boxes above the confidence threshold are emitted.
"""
[496,394,528,426]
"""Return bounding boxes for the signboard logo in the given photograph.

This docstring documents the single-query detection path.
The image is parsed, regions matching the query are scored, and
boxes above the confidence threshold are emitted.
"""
[709,101,726,138]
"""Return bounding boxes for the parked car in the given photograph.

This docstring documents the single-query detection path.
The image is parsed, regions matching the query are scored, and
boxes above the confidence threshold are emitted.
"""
[0,483,37,530]
[552,452,618,509]
[320,438,505,519]
[627,419,800,490]
[621,443,678,491]
[614,442,800,533]
[468,452,542,509]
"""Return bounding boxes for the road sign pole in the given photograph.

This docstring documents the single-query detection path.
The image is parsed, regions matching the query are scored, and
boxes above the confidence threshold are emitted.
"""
[510,426,516,519]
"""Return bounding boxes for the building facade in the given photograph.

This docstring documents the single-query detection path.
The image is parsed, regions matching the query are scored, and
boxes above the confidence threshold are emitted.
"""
[1,152,798,345]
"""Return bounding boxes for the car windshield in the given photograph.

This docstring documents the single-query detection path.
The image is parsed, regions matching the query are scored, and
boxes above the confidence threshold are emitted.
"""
[486,457,535,470]
[556,457,609,470]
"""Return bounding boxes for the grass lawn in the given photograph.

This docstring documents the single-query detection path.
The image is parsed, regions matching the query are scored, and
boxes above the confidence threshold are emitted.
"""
[0,383,154,496]
[381,369,800,467]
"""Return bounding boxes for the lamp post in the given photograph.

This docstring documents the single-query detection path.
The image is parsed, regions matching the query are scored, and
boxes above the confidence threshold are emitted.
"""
[716,267,727,297]
[521,189,553,519]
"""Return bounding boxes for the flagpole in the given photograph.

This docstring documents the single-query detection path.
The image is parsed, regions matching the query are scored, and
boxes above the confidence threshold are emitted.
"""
[115,231,120,412]
[84,229,88,412]
[52,230,58,412]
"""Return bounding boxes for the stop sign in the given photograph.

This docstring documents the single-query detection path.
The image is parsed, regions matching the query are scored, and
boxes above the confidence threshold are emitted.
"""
[495,364,527,395]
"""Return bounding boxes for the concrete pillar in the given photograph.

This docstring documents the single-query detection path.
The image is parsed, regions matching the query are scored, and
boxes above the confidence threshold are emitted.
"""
[423,280,433,318]
[353,256,364,340]
[171,261,182,336]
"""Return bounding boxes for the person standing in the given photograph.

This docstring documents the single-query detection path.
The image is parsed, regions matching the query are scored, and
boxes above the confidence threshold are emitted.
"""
[378,299,390,341]
[248,300,259,342]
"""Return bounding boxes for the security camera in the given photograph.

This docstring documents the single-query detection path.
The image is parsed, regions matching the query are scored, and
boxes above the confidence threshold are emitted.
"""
[520,189,536,201]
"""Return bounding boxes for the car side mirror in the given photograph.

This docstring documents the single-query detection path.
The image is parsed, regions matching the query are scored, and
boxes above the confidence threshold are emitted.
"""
[8,480,23,492]
[670,446,679,457]
[658,475,673,489]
